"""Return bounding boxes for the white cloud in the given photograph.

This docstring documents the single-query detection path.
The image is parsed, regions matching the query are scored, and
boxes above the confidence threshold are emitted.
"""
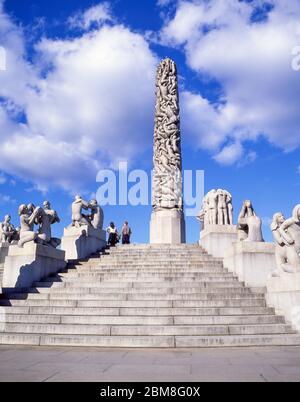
[68,2,113,30]
[0,3,158,192]
[213,142,244,166]
[161,0,300,164]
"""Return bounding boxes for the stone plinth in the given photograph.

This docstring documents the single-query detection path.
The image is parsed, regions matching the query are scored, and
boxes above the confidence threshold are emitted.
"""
[224,241,275,287]
[266,274,300,331]
[2,243,66,293]
[150,210,186,244]
[0,242,9,264]
[61,225,106,260]
[200,224,237,258]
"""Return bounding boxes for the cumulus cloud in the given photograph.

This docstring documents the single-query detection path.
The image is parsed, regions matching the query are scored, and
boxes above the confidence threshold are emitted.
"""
[0,3,157,192]
[161,0,300,164]
[68,2,113,30]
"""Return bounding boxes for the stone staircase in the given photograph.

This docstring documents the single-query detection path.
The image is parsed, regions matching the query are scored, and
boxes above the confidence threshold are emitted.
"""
[0,244,299,348]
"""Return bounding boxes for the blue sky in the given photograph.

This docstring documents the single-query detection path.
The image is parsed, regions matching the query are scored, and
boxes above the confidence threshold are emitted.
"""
[0,0,299,243]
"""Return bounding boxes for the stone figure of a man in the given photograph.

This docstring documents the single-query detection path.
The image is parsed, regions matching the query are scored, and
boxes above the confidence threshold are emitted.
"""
[206,190,218,225]
[36,201,61,248]
[217,189,229,225]
[89,199,104,230]
[71,195,90,227]
[1,214,18,243]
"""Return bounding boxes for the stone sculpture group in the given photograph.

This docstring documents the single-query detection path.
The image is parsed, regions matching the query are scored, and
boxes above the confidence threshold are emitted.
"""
[198,189,233,228]
[18,202,61,248]
[70,195,103,230]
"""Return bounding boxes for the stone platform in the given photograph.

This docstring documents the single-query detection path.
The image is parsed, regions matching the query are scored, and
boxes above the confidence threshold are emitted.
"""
[0,244,299,348]
[0,345,300,382]
[61,225,106,260]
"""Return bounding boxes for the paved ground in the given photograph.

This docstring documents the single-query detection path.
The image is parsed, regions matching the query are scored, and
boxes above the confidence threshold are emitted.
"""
[0,346,300,382]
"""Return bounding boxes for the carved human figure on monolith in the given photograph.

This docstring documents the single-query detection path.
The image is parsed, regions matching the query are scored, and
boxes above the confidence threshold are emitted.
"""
[70,195,90,227]
[152,58,183,212]
[238,200,264,242]
[271,206,300,276]
[150,58,185,244]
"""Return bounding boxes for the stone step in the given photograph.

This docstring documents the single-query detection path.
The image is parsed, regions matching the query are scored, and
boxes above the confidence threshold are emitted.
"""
[110,324,295,336]
[8,291,264,301]
[34,279,242,288]
[1,306,275,316]
[0,298,267,308]
[1,333,299,348]
[1,314,285,326]
[29,285,248,294]
[94,262,223,267]
[54,272,236,279]
[1,323,293,336]
[75,268,228,274]
[175,334,300,348]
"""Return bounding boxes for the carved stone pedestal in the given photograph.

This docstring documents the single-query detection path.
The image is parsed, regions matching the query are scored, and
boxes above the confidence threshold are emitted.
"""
[224,241,275,287]
[266,274,300,331]
[2,243,66,293]
[61,225,106,260]
[150,210,186,244]
[200,224,237,258]
[0,242,9,264]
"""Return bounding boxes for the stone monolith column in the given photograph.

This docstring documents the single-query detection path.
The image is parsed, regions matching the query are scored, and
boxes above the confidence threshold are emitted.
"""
[150,58,186,244]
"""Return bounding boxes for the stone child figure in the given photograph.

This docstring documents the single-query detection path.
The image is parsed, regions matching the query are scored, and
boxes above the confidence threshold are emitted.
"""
[271,206,300,276]
[70,195,90,227]
[238,200,264,242]
[1,214,18,243]
[89,199,104,230]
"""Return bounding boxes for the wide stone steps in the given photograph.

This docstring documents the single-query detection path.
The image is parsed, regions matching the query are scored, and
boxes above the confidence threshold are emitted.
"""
[0,243,299,348]
[0,298,267,308]
[0,314,287,325]
[0,306,275,316]
[0,323,294,336]
[6,291,266,301]
[0,333,300,348]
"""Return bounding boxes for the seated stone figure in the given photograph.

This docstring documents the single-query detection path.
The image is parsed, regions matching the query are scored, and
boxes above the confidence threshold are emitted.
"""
[89,199,104,230]
[70,195,90,227]
[0,214,18,243]
[271,205,300,276]
[238,200,264,242]
[18,204,41,248]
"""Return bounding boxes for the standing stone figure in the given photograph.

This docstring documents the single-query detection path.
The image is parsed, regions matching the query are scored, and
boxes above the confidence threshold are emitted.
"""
[0,215,18,243]
[238,200,264,242]
[70,195,90,227]
[152,58,183,211]
[271,206,300,276]
[89,199,104,230]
